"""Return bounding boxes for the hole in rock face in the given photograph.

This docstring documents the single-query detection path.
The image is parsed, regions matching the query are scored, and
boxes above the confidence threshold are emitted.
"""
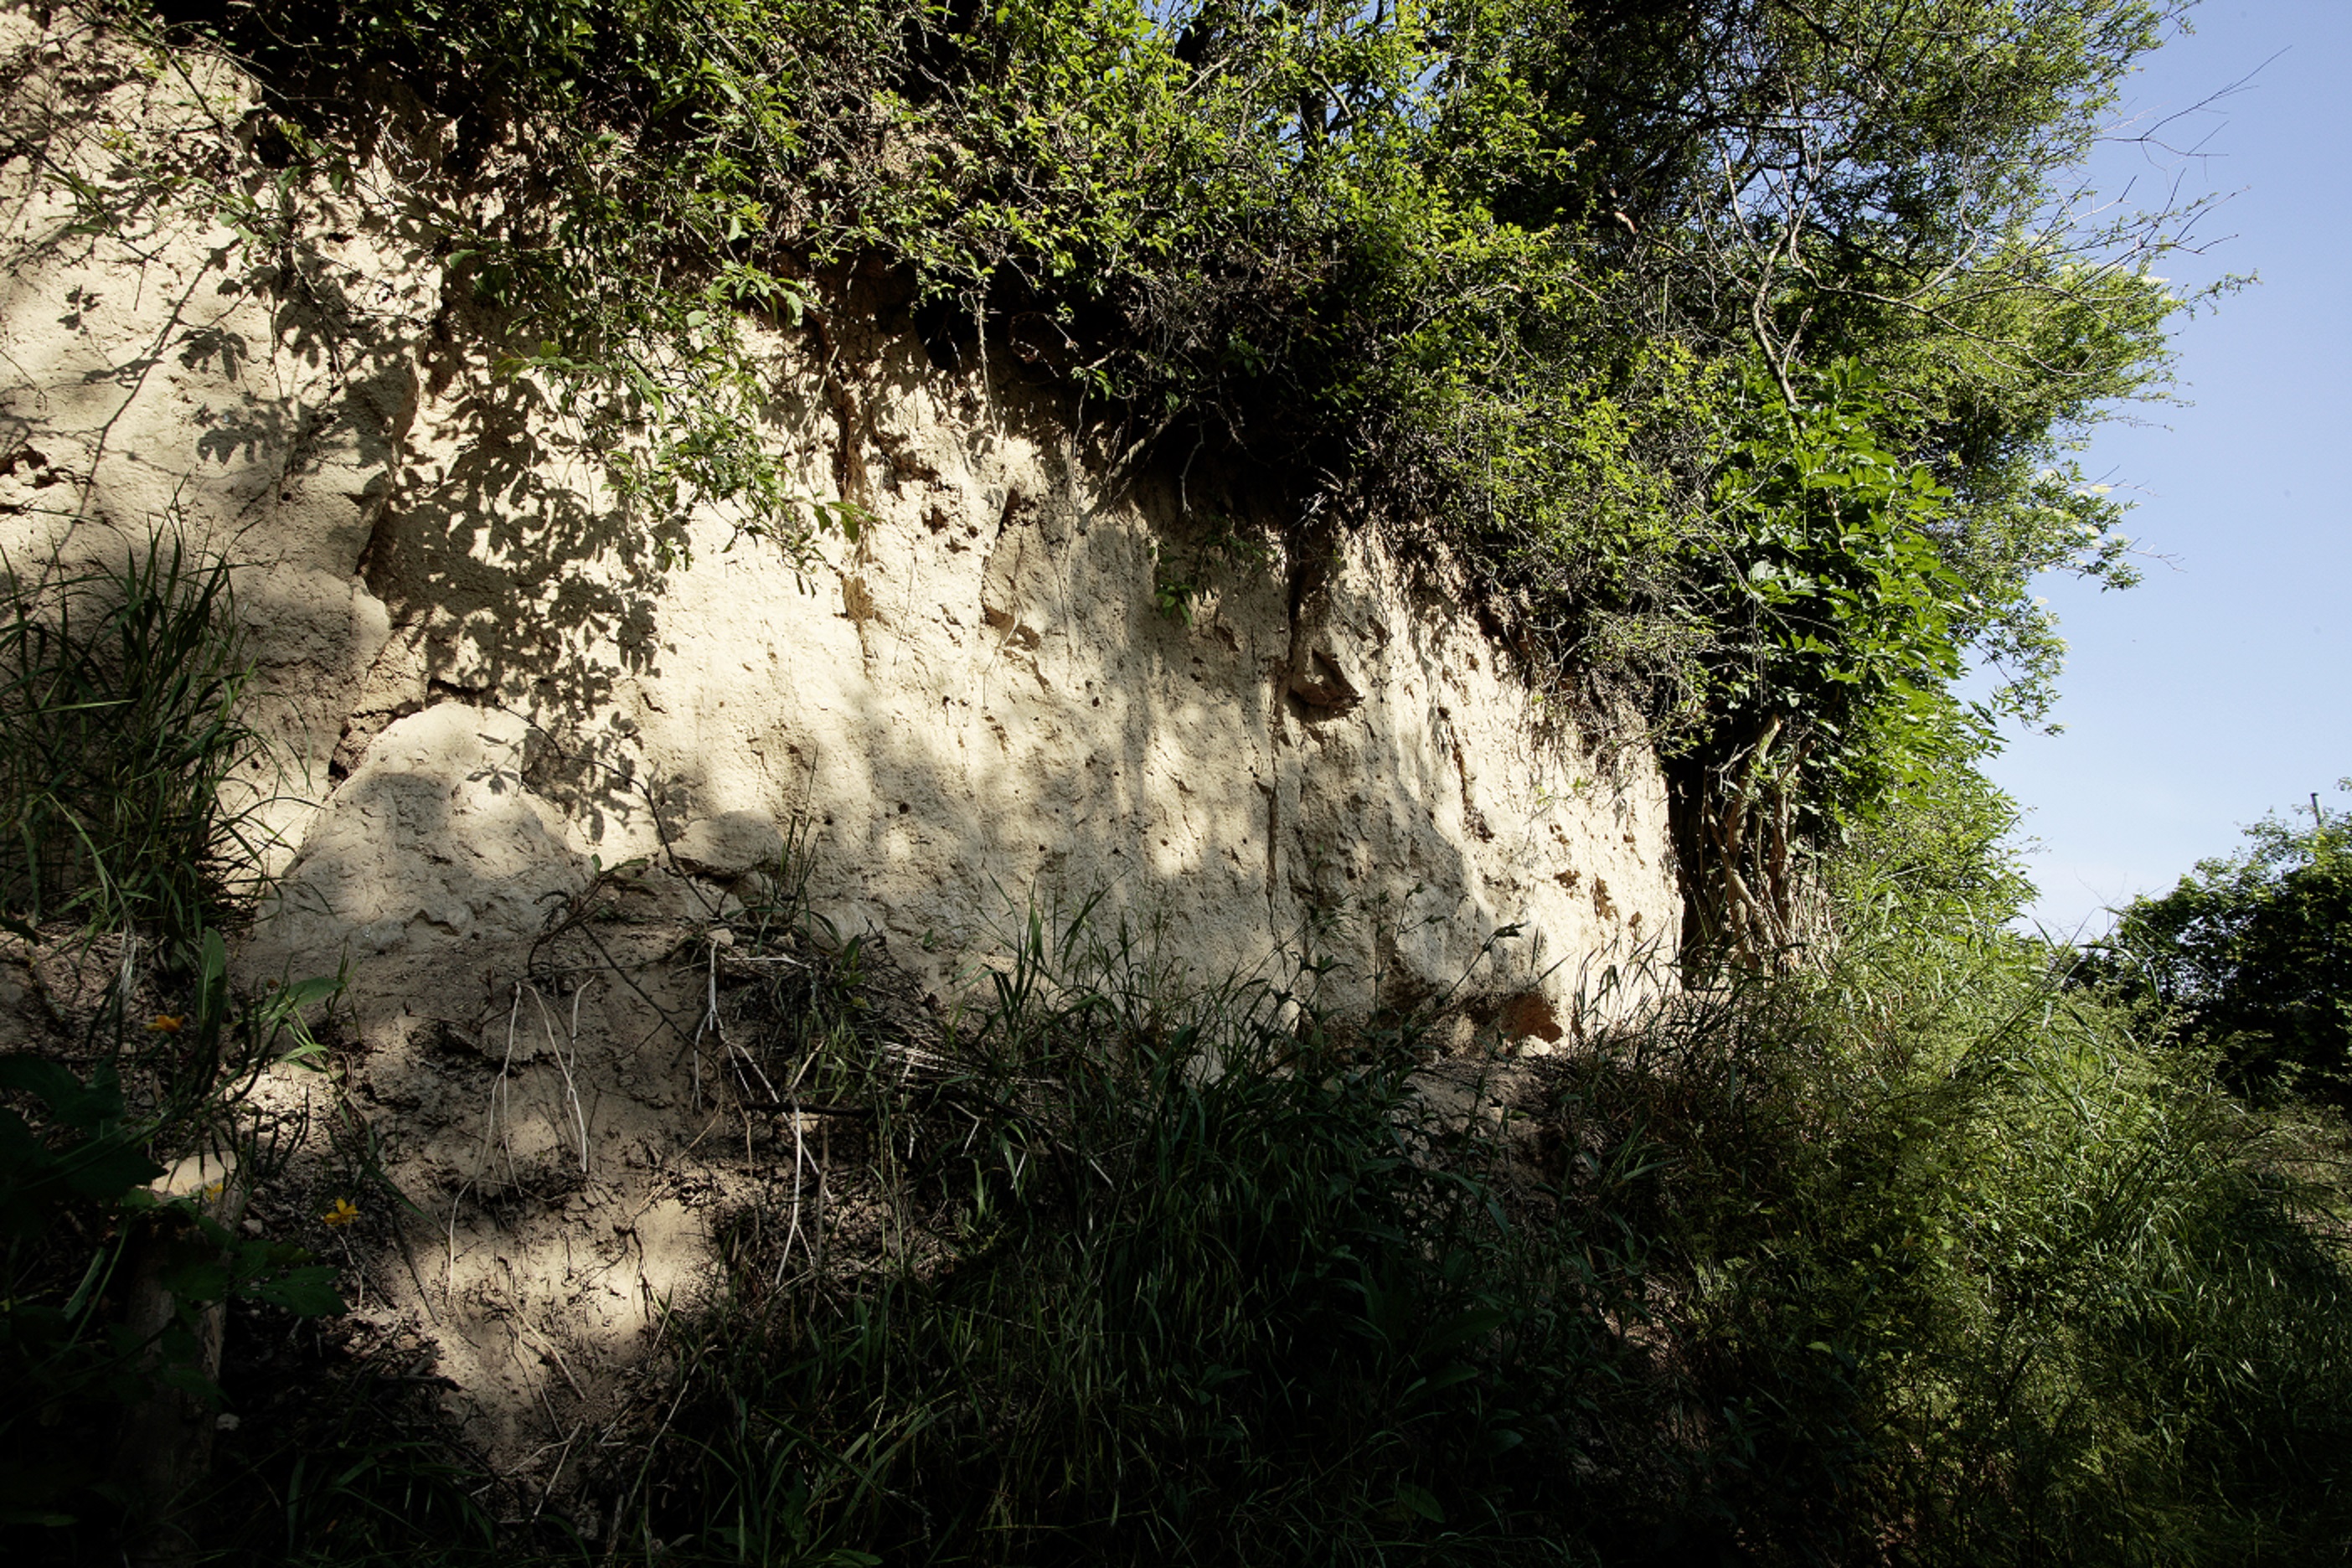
[912,295,974,372]
[1498,993,1564,1044]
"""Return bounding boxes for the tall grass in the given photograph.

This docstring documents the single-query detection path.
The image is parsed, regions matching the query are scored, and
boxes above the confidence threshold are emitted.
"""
[626,889,2352,1567]
[18,836,2336,1565]
[0,537,272,960]
[1540,959,2352,1564]
[640,905,1607,1565]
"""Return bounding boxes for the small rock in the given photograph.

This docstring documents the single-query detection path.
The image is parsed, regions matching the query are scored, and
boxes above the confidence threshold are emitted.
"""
[671,811,783,879]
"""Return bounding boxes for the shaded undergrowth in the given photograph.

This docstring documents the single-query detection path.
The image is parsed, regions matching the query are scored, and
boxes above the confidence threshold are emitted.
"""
[7,703,2348,1562]
[0,535,348,1560]
[598,893,2352,1567]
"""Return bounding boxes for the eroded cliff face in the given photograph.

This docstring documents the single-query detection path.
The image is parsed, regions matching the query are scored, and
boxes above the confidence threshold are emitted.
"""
[2,14,1675,1469]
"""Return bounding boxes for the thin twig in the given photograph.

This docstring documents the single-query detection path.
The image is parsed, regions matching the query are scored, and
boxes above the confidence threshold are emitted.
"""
[528,982,592,1175]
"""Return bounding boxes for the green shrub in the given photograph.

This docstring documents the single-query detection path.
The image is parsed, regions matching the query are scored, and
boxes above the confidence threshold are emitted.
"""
[2088,783,2352,1104]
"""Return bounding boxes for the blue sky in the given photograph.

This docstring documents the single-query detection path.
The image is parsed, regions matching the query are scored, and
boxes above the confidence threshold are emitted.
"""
[1972,0,2352,935]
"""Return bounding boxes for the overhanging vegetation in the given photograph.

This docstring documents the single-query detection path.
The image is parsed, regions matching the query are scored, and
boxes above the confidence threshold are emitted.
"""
[107,0,2221,953]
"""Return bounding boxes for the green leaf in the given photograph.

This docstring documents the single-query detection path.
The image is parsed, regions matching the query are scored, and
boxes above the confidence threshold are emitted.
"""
[240,1263,347,1318]
[1394,1482,1445,1523]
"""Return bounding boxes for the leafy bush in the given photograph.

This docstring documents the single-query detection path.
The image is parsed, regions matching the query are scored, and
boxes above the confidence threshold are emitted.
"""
[2089,783,2352,1103]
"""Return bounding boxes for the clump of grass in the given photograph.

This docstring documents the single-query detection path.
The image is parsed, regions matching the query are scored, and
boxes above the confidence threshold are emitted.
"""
[631,901,1632,1565]
[0,535,273,962]
[1530,931,2352,1564]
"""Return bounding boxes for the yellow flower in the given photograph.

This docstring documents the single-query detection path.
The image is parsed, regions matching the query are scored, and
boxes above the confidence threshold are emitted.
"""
[147,1014,184,1034]
[320,1198,359,1228]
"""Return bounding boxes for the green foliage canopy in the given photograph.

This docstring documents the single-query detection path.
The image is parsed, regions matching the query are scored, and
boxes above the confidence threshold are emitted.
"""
[131,0,2217,945]
[2096,785,2352,1101]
